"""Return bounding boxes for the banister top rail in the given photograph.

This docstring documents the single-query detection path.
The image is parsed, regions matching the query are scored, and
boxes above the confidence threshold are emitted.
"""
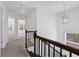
[35,35,79,56]
[26,30,37,33]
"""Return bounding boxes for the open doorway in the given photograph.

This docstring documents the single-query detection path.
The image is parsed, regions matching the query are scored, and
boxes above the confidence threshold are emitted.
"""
[8,17,26,47]
[8,17,15,41]
[8,17,25,47]
[1,17,29,57]
[18,19,25,48]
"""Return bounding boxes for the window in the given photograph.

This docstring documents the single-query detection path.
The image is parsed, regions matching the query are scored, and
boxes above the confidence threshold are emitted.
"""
[66,33,79,45]
[18,19,25,31]
[19,24,24,30]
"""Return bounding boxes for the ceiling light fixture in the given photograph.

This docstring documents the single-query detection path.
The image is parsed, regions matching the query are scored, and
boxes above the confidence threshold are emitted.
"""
[61,3,69,24]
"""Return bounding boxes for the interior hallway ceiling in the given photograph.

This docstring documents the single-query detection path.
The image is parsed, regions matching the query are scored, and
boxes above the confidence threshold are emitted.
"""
[2,1,79,19]
[24,1,79,13]
[2,1,36,19]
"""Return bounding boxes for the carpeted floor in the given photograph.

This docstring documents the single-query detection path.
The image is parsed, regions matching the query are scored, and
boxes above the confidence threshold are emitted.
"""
[1,39,30,57]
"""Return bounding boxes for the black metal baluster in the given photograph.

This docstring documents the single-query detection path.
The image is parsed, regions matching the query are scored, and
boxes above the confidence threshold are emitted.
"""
[44,42,46,57]
[70,52,72,57]
[41,40,42,57]
[25,30,27,48]
[39,39,40,56]
[60,48,62,57]
[48,43,50,57]
[34,32,36,56]
[53,45,55,57]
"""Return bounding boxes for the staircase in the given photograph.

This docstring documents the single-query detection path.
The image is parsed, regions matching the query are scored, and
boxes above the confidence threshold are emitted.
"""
[25,30,79,57]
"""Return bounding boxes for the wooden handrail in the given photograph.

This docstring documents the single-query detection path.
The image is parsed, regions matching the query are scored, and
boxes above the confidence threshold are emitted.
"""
[34,33,79,56]
[26,31,37,33]
[25,30,37,33]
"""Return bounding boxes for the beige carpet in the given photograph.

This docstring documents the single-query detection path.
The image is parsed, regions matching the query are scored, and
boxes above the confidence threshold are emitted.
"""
[1,39,30,57]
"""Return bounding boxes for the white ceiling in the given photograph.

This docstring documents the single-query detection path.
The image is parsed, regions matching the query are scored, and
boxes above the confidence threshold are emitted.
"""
[2,1,35,19]
[24,1,79,13]
[2,1,79,18]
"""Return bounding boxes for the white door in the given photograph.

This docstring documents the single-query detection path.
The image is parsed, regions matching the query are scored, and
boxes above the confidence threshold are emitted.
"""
[0,7,2,56]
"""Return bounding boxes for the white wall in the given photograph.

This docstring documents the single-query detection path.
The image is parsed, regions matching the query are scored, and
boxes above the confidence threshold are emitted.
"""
[26,9,37,44]
[0,5,2,56]
[57,7,79,56]
[37,7,57,40]
[57,7,79,44]
[0,2,8,48]
[26,9,37,31]
[2,8,8,48]
[35,7,57,56]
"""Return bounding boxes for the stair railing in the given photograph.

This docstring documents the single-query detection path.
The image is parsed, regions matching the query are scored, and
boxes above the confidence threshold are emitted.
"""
[33,32,79,57]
